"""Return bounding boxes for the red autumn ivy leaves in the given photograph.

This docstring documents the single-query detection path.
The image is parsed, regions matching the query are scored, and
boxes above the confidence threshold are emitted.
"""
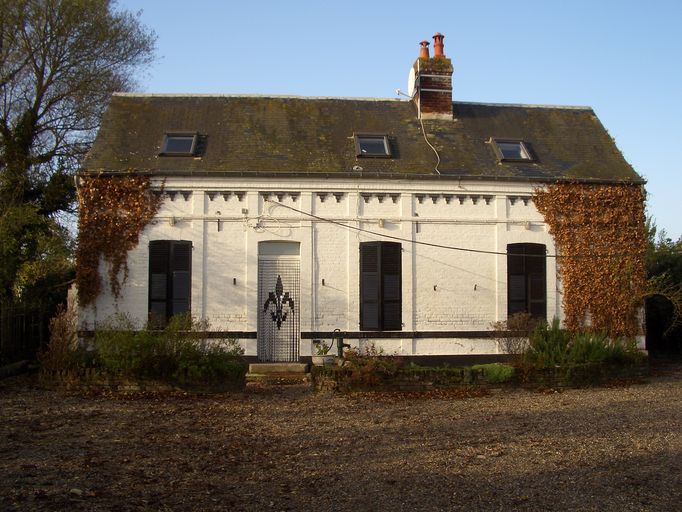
[533,184,647,338]
[76,175,162,307]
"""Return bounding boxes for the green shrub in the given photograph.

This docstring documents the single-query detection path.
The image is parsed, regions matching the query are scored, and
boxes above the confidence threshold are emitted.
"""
[471,363,515,383]
[523,319,570,367]
[568,331,643,366]
[174,338,246,383]
[94,314,149,375]
[93,313,246,383]
[342,344,401,387]
[523,318,644,368]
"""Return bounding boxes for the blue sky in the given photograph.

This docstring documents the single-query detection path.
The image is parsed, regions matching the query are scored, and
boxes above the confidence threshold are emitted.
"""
[118,0,682,240]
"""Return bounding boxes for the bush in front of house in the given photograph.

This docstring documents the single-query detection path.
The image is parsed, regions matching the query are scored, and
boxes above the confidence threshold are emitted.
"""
[523,318,644,368]
[341,344,401,387]
[92,313,246,385]
[491,312,543,362]
[471,363,515,384]
[38,304,91,383]
[173,337,247,384]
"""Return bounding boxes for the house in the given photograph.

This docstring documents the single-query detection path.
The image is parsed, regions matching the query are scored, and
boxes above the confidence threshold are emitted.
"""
[76,33,646,362]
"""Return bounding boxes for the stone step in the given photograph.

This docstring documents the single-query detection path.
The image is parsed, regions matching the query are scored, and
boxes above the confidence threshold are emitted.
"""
[246,372,311,383]
[248,363,309,375]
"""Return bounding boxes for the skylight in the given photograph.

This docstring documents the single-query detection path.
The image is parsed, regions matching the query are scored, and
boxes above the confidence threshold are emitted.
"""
[492,139,534,162]
[355,134,392,158]
[160,133,197,156]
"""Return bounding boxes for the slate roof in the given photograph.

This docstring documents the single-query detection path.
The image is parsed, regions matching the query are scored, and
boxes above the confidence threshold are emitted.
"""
[82,93,642,183]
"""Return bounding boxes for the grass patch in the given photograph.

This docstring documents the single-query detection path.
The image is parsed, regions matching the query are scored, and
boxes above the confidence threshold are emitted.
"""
[471,363,515,384]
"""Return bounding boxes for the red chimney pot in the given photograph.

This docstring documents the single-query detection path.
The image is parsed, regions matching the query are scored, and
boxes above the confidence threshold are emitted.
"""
[433,32,445,59]
[419,40,430,59]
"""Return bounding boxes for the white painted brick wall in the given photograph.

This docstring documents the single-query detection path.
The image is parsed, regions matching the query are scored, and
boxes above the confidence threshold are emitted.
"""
[204,222,248,330]
[313,223,349,330]
[414,223,497,330]
[79,177,562,356]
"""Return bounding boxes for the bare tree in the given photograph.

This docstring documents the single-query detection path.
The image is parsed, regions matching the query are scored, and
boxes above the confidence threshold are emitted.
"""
[0,0,154,310]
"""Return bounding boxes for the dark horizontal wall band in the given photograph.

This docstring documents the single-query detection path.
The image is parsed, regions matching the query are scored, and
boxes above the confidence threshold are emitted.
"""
[303,331,500,339]
[78,330,258,339]
[78,330,509,340]
[200,331,258,339]
[243,354,515,365]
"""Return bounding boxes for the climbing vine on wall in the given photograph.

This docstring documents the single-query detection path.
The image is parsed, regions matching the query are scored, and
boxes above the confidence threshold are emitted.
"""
[533,183,647,339]
[76,174,162,307]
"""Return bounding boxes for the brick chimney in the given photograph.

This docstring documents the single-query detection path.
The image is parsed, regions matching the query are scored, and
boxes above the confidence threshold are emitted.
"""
[412,32,453,120]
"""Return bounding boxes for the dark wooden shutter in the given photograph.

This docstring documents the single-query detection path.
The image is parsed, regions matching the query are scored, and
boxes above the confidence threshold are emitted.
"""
[528,272,546,318]
[149,240,170,325]
[360,243,380,330]
[507,246,526,315]
[381,242,402,330]
[149,240,192,326]
[508,274,527,315]
[507,243,546,320]
[360,241,402,331]
[170,241,191,316]
[526,244,546,319]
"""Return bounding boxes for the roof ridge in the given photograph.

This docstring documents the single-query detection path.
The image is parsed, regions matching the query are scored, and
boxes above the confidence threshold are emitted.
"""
[112,93,592,110]
[453,100,592,110]
[113,92,404,102]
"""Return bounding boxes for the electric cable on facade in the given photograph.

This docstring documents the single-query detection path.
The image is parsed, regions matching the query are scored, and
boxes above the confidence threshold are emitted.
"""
[265,199,652,260]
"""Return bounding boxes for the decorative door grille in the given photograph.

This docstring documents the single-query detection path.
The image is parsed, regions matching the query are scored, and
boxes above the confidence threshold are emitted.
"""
[257,257,300,362]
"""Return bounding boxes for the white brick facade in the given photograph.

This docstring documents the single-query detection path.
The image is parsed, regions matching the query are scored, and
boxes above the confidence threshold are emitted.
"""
[80,176,561,357]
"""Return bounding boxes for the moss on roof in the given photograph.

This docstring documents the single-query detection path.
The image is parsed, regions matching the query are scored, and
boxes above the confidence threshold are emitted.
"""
[82,95,642,183]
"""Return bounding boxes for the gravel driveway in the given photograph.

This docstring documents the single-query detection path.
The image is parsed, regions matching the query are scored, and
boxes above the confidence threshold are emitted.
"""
[1,363,681,511]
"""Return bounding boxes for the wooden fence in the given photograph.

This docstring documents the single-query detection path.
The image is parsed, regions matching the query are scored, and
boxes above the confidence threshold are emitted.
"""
[0,302,50,362]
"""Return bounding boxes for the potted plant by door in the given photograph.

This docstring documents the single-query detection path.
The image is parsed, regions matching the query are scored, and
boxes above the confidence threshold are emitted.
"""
[312,340,336,366]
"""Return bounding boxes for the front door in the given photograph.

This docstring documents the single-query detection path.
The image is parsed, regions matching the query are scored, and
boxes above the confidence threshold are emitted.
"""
[257,242,300,362]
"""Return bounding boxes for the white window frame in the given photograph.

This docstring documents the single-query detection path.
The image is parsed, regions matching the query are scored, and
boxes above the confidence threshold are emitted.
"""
[354,134,392,158]
[160,133,198,156]
[492,139,534,162]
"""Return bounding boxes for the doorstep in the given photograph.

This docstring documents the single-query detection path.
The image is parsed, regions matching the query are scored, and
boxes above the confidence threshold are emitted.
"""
[246,363,310,385]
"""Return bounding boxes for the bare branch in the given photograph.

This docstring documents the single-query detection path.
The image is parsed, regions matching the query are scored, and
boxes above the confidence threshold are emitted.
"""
[0,0,155,302]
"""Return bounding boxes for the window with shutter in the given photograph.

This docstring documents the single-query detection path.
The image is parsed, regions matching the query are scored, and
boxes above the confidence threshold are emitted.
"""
[171,242,191,316]
[507,243,546,320]
[148,240,192,326]
[360,241,402,331]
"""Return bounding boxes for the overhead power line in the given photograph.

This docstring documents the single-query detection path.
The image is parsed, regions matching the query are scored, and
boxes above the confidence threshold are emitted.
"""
[264,199,651,259]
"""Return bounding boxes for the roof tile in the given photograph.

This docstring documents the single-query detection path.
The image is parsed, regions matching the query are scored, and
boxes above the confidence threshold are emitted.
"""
[83,95,641,183]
